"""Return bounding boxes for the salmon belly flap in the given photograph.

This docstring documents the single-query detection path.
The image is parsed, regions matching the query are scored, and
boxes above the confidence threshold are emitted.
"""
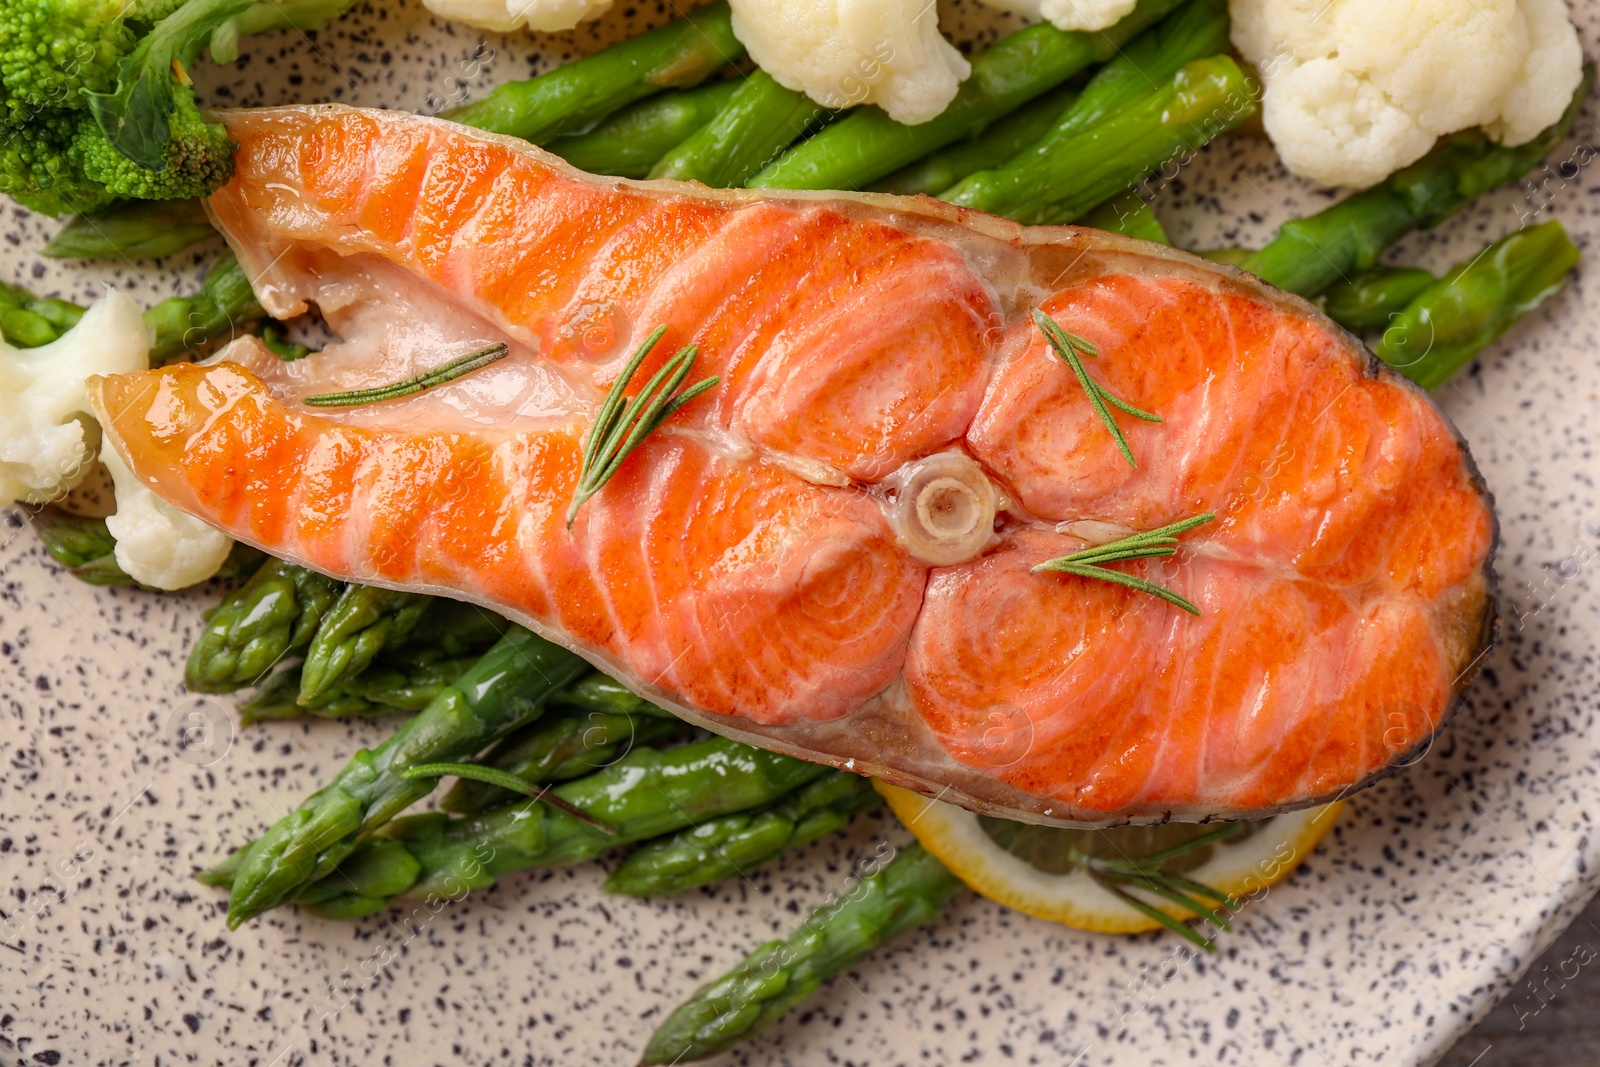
[88,105,1496,825]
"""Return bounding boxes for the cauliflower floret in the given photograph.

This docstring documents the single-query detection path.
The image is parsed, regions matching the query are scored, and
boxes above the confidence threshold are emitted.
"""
[973,0,1137,33]
[1231,0,1584,188]
[100,445,232,591]
[0,286,232,589]
[420,0,613,33]
[729,0,971,124]
[0,290,147,506]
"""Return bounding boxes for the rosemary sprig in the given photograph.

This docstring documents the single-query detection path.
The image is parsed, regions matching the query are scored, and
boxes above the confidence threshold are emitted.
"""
[303,343,511,407]
[402,762,619,835]
[1032,308,1161,467]
[566,325,719,527]
[1077,823,1244,951]
[1032,512,1215,615]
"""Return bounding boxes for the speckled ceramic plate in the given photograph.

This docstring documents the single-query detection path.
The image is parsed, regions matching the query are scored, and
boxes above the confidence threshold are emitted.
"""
[2,3,1597,1064]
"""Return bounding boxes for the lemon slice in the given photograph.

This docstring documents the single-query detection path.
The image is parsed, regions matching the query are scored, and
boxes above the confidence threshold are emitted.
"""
[878,782,1342,938]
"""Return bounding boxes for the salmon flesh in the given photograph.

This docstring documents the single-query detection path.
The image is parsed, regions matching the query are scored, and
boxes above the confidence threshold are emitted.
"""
[88,105,1496,826]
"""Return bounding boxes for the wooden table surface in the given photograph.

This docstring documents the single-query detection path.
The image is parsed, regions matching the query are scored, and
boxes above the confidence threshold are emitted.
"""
[1438,892,1600,1065]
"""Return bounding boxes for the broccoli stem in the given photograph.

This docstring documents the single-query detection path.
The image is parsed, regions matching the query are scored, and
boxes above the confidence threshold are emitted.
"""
[942,55,1257,225]
[649,70,831,187]
[1242,65,1593,298]
[1377,220,1580,390]
[544,80,741,178]
[43,199,217,261]
[747,0,1188,192]
[441,3,743,143]
[871,85,1078,197]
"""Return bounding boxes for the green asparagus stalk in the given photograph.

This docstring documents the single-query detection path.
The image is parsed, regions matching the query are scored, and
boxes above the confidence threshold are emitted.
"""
[650,70,830,187]
[32,507,264,586]
[547,671,677,718]
[184,558,344,693]
[1079,191,1171,244]
[1319,266,1436,333]
[3,251,264,355]
[441,708,686,814]
[605,771,882,896]
[545,80,740,178]
[1376,219,1580,390]
[400,598,511,658]
[144,249,268,364]
[1242,65,1593,297]
[0,280,86,348]
[297,586,431,703]
[43,199,217,261]
[285,736,832,918]
[748,0,1188,191]
[942,55,1257,225]
[222,625,588,926]
[965,0,1229,181]
[441,3,743,143]
[871,85,1078,197]
[640,842,964,1063]
[236,652,480,725]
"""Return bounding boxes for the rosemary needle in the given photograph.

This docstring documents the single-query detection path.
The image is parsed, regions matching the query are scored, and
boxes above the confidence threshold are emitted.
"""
[303,343,510,407]
[566,325,719,527]
[1032,308,1160,467]
[1076,823,1244,951]
[1033,513,1215,615]
[403,762,619,835]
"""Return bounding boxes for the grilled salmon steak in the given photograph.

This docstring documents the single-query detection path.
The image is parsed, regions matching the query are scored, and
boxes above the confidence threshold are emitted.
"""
[88,105,1496,825]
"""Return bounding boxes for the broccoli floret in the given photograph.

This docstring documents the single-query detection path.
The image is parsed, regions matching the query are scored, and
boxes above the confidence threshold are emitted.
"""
[0,110,119,215]
[0,0,129,121]
[76,84,233,199]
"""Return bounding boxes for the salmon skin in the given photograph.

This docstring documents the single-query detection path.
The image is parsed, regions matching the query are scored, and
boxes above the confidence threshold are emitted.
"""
[88,104,1496,826]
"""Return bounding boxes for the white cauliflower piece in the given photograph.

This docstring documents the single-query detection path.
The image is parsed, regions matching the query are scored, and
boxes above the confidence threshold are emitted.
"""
[421,0,612,33]
[0,290,147,507]
[974,0,1137,32]
[1231,0,1584,188]
[729,0,971,124]
[100,446,233,591]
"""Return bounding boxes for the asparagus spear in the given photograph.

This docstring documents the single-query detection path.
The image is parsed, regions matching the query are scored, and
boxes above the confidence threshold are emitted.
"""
[1079,191,1171,244]
[144,250,268,364]
[222,625,587,926]
[649,70,831,187]
[32,507,265,586]
[748,0,1187,192]
[0,281,86,347]
[1377,219,1580,390]
[547,671,678,718]
[1243,65,1593,297]
[399,598,510,657]
[297,586,431,703]
[942,55,1257,225]
[441,2,743,143]
[640,843,964,1063]
[871,85,1078,197]
[43,200,217,261]
[184,558,344,693]
[545,80,740,178]
[283,737,832,917]
[1319,266,1436,333]
[236,652,480,725]
[441,708,686,814]
[605,771,882,896]
[957,0,1229,189]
